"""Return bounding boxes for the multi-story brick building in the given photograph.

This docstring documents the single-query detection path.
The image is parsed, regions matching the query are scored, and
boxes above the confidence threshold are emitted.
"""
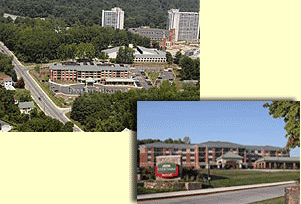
[128,27,176,48]
[139,141,292,169]
[49,62,135,86]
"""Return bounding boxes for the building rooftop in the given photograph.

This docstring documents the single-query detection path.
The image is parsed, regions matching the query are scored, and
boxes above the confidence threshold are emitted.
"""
[105,78,135,83]
[18,101,35,109]
[255,157,300,163]
[216,152,244,160]
[139,141,283,151]
[102,46,166,59]
[49,63,129,71]
[0,76,12,82]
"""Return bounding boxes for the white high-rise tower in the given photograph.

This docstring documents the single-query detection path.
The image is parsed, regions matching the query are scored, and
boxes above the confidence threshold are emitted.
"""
[167,9,199,41]
[102,7,124,30]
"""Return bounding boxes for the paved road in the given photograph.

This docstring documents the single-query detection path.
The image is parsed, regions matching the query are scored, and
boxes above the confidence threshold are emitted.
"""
[0,42,82,132]
[139,184,294,204]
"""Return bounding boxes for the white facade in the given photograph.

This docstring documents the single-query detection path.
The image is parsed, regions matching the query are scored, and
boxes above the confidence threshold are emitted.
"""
[167,9,199,41]
[102,7,124,30]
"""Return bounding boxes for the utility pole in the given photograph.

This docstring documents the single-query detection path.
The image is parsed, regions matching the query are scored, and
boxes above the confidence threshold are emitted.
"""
[207,145,211,186]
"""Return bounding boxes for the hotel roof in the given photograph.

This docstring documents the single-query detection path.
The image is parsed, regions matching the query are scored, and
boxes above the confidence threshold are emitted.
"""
[49,63,129,71]
[139,141,283,151]
[216,152,244,160]
[255,157,300,163]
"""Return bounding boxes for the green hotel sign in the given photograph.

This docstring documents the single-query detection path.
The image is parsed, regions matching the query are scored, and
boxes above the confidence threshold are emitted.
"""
[156,162,177,175]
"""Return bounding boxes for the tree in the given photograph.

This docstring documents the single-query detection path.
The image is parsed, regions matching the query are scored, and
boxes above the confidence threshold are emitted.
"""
[183,136,191,144]
[99,52,109,61]
[166,52,173,64]
[76,43,96,61]
[174,51,182,64]
[116,46,134,64]
[34,65,40,73]
[15,89,33,102]
[14,77,25,88]
[263,101,300,149]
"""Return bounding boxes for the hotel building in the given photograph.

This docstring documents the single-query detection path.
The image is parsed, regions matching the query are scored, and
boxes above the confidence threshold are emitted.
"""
[139,141,299,169]
[49,62,135,86]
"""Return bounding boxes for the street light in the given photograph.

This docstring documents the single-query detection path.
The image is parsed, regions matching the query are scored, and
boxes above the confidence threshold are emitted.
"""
[207,145,211,187]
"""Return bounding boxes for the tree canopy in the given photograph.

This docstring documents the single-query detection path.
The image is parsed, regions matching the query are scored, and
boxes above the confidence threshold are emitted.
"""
[116,47,134,64]
[0,18,152,63]
[0,53,17,81]
[0,0,199,28]
[71,81,200,132]
[0,87,73,132]
[263,101,300,149]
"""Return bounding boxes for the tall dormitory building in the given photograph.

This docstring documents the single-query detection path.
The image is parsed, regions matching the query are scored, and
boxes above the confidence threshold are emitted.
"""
[102,7,124,30]
[167,9,199,41]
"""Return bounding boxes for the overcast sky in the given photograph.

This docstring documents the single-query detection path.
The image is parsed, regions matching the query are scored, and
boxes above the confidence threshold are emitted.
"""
[137,101,300,157]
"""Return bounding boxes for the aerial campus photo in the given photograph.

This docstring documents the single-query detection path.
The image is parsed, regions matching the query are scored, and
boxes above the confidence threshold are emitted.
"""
[0,0,200,132]
[136,101,300,204]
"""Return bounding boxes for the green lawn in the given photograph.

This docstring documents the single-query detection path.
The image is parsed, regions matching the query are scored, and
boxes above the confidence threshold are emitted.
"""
[199,170,299,188]
[138,170,299,195]
[29,70,69,108]
[249,196,285,204]
[137,187,186,195]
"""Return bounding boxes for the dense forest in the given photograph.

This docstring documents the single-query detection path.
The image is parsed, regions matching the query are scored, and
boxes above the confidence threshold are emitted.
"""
[0,87,73,131]
[0,17,151,63]
[70,81,200,132]
[0,0,199,28]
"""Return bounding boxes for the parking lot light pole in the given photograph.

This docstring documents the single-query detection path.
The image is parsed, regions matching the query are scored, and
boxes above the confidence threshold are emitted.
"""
[207,145,211,186]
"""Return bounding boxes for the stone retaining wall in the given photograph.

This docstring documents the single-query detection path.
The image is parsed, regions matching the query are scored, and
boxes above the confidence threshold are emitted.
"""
[285,185,300,204]
[144,182,202,190]
[185,182,202,190]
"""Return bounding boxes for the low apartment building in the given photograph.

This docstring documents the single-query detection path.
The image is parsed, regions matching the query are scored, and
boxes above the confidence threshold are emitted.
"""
[102,46,166,63]
[139,141,291,169]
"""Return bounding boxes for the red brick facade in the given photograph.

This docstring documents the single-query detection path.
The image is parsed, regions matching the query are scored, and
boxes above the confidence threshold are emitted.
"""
[139,143,293,169]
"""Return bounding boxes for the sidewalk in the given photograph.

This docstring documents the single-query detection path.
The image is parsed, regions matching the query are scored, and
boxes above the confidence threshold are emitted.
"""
[137,181,298,201]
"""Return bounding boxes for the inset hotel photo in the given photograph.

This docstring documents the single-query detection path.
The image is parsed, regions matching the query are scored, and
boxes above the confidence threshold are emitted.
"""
[136,101,300,204]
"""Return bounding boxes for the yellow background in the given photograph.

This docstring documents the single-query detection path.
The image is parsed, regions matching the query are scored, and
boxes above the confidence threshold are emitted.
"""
[1,0,300,203]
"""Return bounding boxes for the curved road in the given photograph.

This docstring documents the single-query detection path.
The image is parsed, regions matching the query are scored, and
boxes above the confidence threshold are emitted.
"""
[0,42,82,132]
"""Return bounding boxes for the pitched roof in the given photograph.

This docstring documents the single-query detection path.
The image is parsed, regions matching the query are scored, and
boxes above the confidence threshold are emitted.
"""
[244,145,281,151]
[255,157,300,163]
[18,101,35,109]
[216,152,244,160]
[49,63,129,72]
[139,142,197,149]
[138,141,283,151]
[199,141,244,148]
